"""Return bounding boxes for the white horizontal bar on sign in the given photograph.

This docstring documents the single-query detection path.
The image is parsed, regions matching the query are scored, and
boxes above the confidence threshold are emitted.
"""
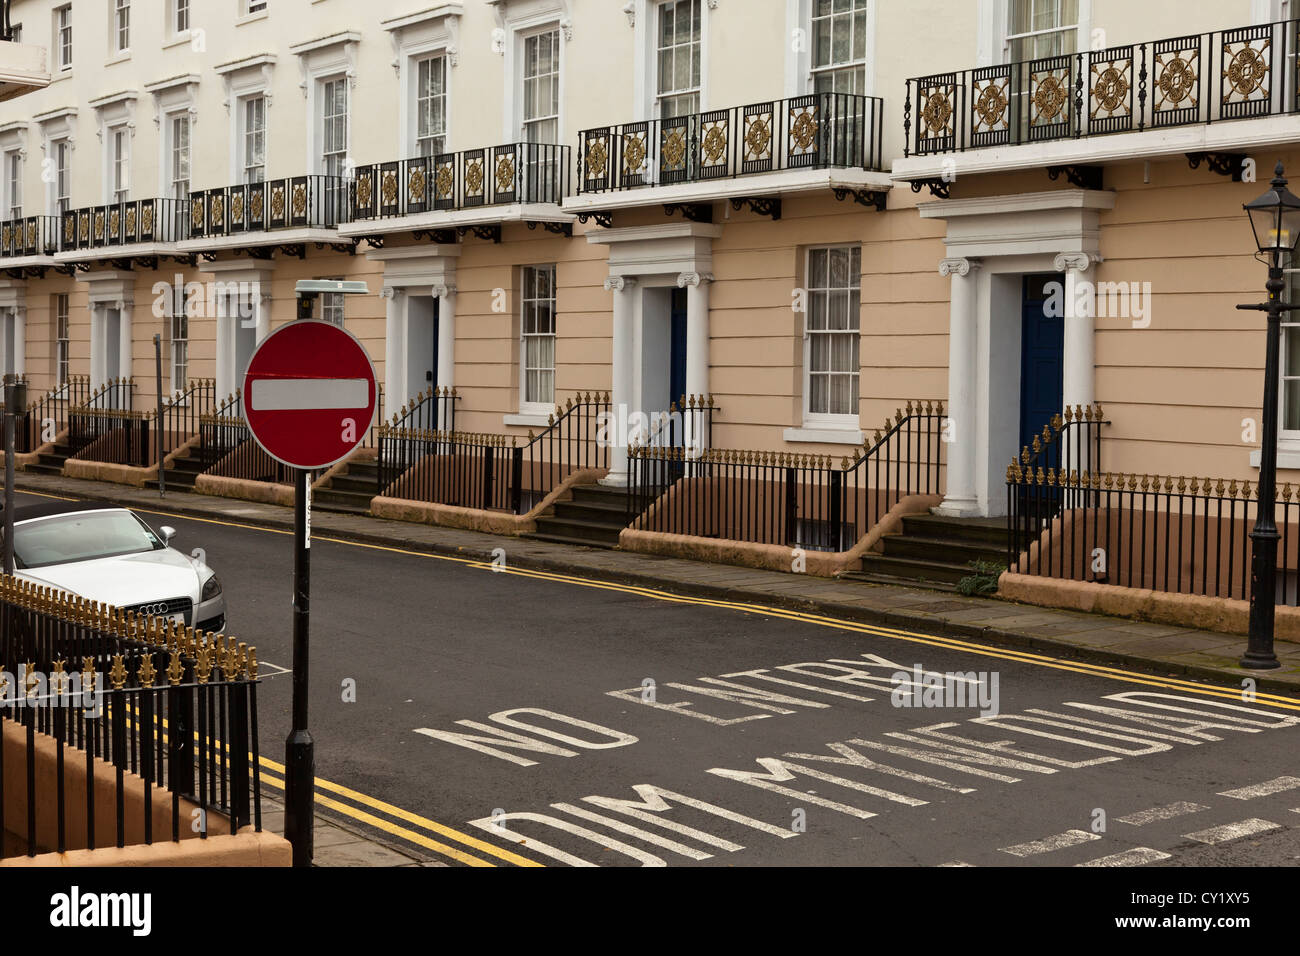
[249,377,369,412]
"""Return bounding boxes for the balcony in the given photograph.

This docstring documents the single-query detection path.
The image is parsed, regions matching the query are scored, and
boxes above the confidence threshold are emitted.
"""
[899,17,1300,184]
[0,215,59,273]
[55,198,189,265]
[342,143,573,243]
[0,33,50,102]
[179,175,353,258]
[570,93,888,219]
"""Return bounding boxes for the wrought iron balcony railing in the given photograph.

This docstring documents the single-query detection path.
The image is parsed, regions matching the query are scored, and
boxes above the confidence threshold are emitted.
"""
[905,18,1300,156]
[578,92,884,194]
[60,198,189,252]
[352,143,570,221]
[0,214,59,256]
[188,175,351,239]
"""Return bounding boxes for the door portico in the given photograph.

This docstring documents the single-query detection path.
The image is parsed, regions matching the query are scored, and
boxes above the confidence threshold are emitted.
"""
[921,189,1114,517]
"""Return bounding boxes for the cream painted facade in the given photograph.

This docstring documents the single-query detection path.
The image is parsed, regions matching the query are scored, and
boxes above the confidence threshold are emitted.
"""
[0,0,1295,519]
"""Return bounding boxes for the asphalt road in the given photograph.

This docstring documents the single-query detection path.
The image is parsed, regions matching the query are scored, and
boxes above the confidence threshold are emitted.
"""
[18,490,1300,869]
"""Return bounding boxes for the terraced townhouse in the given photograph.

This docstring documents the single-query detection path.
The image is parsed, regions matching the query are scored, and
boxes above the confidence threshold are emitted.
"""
[0,0,1297,621]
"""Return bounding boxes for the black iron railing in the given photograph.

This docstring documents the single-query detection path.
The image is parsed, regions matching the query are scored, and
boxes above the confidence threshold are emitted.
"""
[61,198,190,251]
[353,143,570,220]
[198,393,293,484]
[377,392,610,513]
[1007,466,1300,606]
[153,378,216,465]
[905,18,1300,156]
[0,215,59,257]
[16,376,90,454]
[579,92,884,193]
[67,378,139,462]
[188,175,351,238]
[0,575,261,857]
[629,401,946,551]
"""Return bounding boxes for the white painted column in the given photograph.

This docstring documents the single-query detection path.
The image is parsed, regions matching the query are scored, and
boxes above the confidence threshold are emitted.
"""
[12,305,24,379]
[433,282,457,430]
[380,286,406,423]
[678,271,713,452]
[1056,252,1099,475]
[600,275,637,487]
[215,308,234,401]
[117,299,133,385]
[935,256,982,517]
[89,303,105,389]
[1055,252,1097,413]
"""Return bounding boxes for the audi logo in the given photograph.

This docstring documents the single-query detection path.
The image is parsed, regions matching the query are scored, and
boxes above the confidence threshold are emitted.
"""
[135,603,170,616]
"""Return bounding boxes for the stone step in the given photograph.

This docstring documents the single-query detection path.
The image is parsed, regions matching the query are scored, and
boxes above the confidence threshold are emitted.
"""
[837,570,959,593]
[881,534,1008,566]
[531,515,623,546]
[526,532,618,551]
[855,553,976,586]
[900,513,1010,547]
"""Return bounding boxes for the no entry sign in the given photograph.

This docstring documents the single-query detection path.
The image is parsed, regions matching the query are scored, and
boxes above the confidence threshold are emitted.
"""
[243,320,378,470]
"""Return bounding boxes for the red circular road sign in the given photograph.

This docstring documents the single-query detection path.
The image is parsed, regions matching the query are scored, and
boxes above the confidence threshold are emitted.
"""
[242,320,378,470]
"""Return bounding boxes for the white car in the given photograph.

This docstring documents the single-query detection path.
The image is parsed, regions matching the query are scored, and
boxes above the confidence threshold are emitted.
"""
[9,500,226,633]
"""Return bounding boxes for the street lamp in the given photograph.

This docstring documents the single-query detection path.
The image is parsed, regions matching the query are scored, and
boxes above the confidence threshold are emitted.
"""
[1238,161,1300,670]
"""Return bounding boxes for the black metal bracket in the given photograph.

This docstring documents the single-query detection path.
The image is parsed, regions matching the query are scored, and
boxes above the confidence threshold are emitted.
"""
[313,239,360,256]
[526,220,574,236]
[730,196,782,220]
[360,234,385,249]
[1046,165,1104,190]
[55,262,90,275]
[576,211,613,228]
[909,178,952,199]
[4,265,48,279]
[663,202,713,223]
[831,188,888,211]
[277,243,306,259]
[234,245,275,260]
[160,253,195,266]
[107,258,135,271]
[1186,151,1248,181]
[411,228,458,244]
[198,252,219,263]
[455,224,501,243]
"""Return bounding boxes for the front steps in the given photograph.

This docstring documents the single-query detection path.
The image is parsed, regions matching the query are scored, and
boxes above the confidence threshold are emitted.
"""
[312,458,379,515]
[528,484,631,549]
[23,441,73,476]
[841,513,1010,592]
[145,453,205,492]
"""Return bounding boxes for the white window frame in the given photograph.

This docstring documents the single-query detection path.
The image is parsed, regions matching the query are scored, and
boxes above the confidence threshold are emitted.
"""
[383,8,460,159]
[242,0,268,17]
[55,294,70,386]
[499,4,568,144]
[994,0,1086,65]
[171,0,190,37]
[216,55,274,184]
[654,0,702,118]
[167,113,191,201]
[89,92,137,205]
[518,26,561,144]
[320,276,346,327]
[53,4,73,72]
[242,95,267,183]
[169,302,188,392]
[4,150,22,220]
[53,139,71,215]
[801,244,861,428]
[318,75,350,178]
[35,109,76,216]
[414,54,449,157]
[1278,266,1300,442]
[110,128,130,204]
[289,34,359,177]
[628,0,710,120]
[809,0,870,95]
[112,0,131,55]
[520,264,557,413]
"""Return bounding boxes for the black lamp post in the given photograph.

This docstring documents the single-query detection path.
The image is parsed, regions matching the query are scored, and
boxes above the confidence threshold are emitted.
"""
[1238,161,1300,670]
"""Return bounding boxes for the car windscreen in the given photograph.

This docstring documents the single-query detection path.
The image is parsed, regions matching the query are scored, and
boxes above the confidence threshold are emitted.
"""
[12,510,163,570]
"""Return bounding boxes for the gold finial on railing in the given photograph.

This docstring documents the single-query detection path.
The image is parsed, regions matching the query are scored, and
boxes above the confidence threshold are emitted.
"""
[1227,478,1239,498]
[109,655,127,690]
[81,656,95,690]
[138,653,157,688]
[247,647,259,681]
[166,651,184,685]
[1031,435,1042,455]
[1283,482,1294,502]
[1241,479,1253,499]
[195,644,212,684]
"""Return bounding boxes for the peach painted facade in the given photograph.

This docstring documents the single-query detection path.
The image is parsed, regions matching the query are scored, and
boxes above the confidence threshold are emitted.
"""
[0,0,1294,517]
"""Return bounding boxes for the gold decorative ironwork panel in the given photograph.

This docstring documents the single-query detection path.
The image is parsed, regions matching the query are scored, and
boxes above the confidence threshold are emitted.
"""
[125,207,136,235]
[700,119,728,171]
[742,109,773,164]
[292,184,307,217]
[464,157,485,197]
[1029,65,1070,127]
[787,102,820,158]
[231,192,244,225]
[381,169,398,206]
[1089,55,1132,120]
[918,82,956,141]
[971,74,1010,136]
[661,127,687,172]
[583,136,609,182]
[1221,31,1270,114]
[434,161,454,201]
[495,154,515,194]
[621,130,648,177]
[408,166,427,203]
[1153,44,1200,120]
[356,171,373,209]
[271,185,286,221]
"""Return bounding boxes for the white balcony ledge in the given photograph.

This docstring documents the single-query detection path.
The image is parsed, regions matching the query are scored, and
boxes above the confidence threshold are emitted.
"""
[175,227,349,254]
[338,202,574,239]
[0,42,52,102]
[0,254,58,270]
[564,167,892,214]
[54,242,184,264]
[892,114,1300,183]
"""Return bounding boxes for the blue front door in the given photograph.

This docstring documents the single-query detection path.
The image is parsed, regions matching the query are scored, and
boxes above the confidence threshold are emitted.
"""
[1019,273,1065,452]
[669,287,688,412]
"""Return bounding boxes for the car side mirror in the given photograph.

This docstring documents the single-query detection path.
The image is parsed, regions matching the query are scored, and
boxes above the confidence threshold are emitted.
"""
[159,526,176,547]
